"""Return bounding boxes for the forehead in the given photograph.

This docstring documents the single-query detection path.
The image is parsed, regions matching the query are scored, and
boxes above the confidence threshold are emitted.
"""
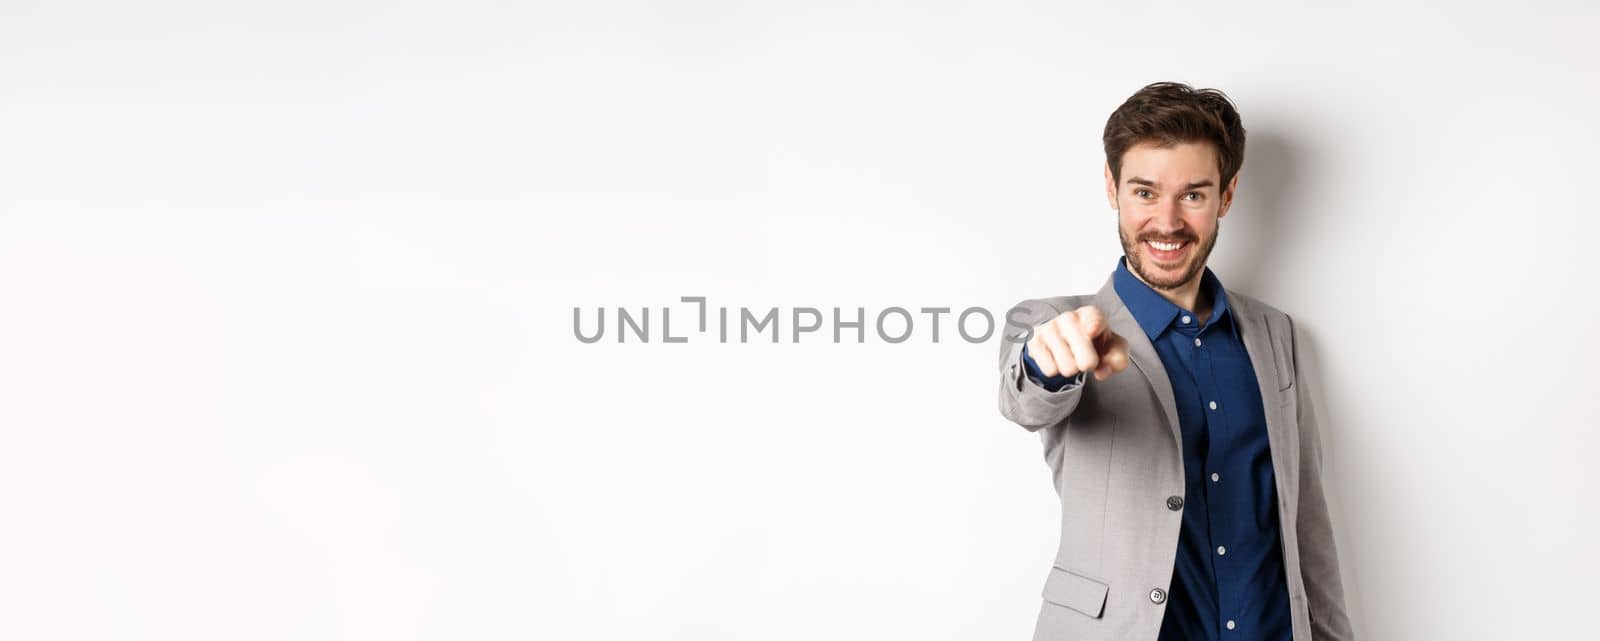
[1120,141,1220,187]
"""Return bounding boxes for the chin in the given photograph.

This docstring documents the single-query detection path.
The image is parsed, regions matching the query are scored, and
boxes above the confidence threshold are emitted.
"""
[1137,256,1196,289]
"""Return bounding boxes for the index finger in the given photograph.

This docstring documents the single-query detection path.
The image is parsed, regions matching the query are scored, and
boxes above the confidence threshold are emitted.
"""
[1074,305,1107,339]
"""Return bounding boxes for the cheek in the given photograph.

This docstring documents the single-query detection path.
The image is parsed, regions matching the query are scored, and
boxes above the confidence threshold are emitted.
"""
[1119,217,1144,237]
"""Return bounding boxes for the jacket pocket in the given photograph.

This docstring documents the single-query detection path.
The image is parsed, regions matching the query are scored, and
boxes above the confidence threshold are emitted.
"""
[1041,565,1110,618]
[1265,314,1296,392]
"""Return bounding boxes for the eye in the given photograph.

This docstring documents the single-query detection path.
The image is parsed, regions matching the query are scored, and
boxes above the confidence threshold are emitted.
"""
[1183,192,1203,201]
[1135,189,1153,199]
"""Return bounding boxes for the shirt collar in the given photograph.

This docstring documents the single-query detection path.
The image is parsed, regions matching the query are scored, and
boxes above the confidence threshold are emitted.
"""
[1112,254,1236,341]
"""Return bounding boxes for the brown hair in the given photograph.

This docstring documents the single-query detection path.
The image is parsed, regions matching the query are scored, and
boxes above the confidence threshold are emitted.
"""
[1102,81,1246,188]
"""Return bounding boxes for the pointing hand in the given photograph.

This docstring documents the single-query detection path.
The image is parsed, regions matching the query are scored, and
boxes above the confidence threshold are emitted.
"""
[1027,305,1132,381]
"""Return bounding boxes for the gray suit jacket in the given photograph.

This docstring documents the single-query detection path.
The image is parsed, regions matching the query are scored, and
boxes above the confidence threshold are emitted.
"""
[997,270,1355,641]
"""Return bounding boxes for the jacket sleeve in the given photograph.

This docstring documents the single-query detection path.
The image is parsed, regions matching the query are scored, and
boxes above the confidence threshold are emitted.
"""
[1289,314,1357,641]
[997,298,1087,431]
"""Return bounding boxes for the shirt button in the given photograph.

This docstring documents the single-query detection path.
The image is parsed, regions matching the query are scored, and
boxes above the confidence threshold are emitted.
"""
[1194,337,1202,347]
[1182,315,1191,324]
[1226,620,1236,630]
[1209,401,1218,410]
[1166,496,1184,511]
[1211,472,1220,482]
[1150,588,1167,604]
[1217,545,1227,556]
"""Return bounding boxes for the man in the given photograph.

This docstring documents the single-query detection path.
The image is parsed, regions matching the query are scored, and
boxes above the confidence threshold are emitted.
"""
[996,82,1355,641]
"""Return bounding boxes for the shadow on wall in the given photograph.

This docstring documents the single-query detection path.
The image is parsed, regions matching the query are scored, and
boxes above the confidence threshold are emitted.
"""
[1212,127,1302,297]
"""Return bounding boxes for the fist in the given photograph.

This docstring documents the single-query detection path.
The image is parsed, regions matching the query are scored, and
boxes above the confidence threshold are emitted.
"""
[1026,305,1131,381]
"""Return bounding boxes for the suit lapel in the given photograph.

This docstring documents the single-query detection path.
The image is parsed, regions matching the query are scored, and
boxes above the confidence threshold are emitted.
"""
[1092,272,1184,448]
[1228,288,1299,493]
[1231,292,1288,404]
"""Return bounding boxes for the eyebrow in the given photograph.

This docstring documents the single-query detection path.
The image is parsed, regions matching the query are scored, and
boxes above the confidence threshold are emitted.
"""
[1126,177,1215,190]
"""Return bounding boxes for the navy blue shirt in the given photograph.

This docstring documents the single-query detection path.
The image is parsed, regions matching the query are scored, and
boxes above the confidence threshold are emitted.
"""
[1023,256,1293,641]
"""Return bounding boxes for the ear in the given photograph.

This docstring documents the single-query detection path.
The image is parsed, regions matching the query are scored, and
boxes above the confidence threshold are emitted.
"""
[1217,173,1240,219]
[1103,163,1118,211]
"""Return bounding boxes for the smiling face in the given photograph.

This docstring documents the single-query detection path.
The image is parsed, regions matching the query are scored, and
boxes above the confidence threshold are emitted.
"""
[1106,140,1238,292]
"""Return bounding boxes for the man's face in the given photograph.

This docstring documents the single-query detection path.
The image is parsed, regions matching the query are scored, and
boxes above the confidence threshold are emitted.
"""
[1105,140,1238,292]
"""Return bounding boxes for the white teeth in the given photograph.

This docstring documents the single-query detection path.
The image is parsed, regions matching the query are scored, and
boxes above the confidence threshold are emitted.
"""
[1148,240,1184,251]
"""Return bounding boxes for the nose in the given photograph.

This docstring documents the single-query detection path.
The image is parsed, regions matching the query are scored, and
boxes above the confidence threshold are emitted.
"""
[1148,199,1186,235]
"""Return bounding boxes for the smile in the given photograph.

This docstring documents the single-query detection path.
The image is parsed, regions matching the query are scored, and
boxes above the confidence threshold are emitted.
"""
[1145,239,1190,262]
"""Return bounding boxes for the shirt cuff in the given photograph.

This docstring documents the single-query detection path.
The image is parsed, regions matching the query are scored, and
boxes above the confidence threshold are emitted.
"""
[1022,343,1086,392]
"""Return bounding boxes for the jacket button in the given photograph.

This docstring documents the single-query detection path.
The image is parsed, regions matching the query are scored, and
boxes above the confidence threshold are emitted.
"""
[1149,588,1166,604]
[1166,496,1184,511]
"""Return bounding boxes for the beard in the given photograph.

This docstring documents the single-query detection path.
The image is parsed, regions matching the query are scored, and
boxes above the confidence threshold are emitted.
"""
[1118,217,1219,292]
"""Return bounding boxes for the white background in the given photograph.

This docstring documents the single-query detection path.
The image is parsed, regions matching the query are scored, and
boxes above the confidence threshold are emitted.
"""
[2,1,1596,639]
